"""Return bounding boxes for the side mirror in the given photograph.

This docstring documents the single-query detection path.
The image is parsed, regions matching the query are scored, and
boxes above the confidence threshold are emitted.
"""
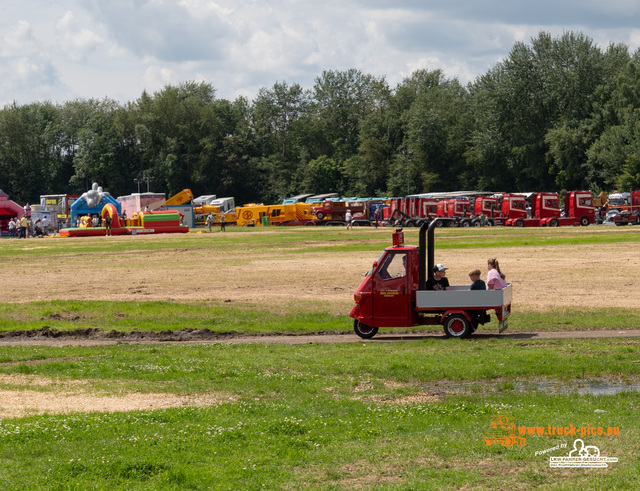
[372,260,378,269]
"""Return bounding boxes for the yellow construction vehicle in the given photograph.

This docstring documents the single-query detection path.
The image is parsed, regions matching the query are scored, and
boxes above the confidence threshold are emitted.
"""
[166,189,194,206]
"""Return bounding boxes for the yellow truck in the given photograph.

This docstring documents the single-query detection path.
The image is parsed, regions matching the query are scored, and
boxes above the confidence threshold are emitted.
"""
[235,202,315,226]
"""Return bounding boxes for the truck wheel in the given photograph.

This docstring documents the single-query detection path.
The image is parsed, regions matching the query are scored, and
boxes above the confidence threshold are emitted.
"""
[353,320,378,339]
[580,216,589,226]
[443,314,471,338]
[316,211,325,220]
[435,220,443,227]
[549,219,559,227]
[515,220,524,228]
[406,220,416,227]
[461,220,471,227]
[473,220,481,227]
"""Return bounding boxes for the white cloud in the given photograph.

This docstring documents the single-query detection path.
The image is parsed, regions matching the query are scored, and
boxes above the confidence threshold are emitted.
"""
[2,0,640,104]
[55,11,104,63]
[0,20,67,105]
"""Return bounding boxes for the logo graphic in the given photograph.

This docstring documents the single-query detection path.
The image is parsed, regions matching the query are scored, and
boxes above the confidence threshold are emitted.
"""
[549,439,618,468]
[484,413,526,447]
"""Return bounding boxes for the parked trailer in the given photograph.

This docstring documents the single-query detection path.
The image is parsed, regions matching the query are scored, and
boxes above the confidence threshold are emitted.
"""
[349,221,512,339]
[435,198,472,227]
[388,196,437,227]
[236,202,314,226]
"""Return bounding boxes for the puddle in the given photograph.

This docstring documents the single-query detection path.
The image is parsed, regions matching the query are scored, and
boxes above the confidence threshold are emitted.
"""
[421,378,640,397]
[518,379,640,396]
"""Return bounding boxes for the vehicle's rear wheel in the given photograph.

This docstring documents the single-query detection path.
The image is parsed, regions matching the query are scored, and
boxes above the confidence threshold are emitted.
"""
[443,314,472,338]
[353,320,378,339]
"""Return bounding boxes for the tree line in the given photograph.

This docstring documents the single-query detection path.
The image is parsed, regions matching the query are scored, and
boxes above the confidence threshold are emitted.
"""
[2,31,640,206]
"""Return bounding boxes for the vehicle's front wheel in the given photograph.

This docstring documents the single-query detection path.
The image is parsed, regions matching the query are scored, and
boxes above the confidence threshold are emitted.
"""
[353,320,378,339]
[443,314,472,338]
[515,220,524,228]
[316,211,325,220]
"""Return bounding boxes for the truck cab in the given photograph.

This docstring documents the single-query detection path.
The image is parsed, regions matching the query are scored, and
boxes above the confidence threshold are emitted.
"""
[540,190,594,227]
[506,193,559,227]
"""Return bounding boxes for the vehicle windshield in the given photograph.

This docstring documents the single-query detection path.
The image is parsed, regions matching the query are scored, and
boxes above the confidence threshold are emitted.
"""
[609,197,627,206]
[366,251,388,277]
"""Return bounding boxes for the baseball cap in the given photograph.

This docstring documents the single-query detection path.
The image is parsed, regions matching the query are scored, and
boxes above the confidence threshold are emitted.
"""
[435,264,448,272]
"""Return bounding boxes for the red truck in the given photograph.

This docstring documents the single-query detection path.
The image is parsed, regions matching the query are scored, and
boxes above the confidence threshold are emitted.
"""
[471,194,526,226]
[540,190,595,227]
[505,192,560,227]
[349,222,512,338]
[435,198,472,227]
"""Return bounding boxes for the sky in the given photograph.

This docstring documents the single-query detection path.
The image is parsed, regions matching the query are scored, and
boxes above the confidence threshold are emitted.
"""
[2,0,640,106]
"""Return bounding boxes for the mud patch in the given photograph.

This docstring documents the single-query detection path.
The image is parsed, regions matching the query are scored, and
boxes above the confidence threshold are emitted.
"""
[0,374,236,419]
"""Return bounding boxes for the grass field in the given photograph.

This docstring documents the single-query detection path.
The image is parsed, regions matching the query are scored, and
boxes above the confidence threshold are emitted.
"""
[0,225,639,489]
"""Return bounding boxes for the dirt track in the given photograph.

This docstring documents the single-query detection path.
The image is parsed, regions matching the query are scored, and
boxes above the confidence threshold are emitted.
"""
[1,327,640,347]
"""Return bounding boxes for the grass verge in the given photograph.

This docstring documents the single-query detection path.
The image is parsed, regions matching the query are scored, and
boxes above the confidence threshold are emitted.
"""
[0,338,637,489]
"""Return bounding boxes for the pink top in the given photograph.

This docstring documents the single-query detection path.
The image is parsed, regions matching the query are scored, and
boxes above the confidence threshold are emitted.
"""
[487,269,507,290]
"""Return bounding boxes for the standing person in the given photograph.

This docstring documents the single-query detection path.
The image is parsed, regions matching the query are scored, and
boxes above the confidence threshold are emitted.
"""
[8,218,15,238]
[104,212,112,236]
[219,213,226,232]
[18,215,28,239]
[487,258,507,290]
[42,216,50,235]
[345,209,353,229]
[206,213,213,232]
[426,264,450,291]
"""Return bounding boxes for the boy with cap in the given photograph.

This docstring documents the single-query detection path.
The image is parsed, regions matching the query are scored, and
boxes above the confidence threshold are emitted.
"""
[426,264,450,291]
